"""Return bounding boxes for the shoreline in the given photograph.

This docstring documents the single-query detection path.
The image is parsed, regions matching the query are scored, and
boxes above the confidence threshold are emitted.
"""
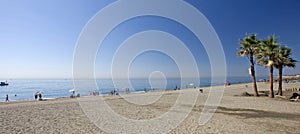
[0,81,247,104]
[0,77,261,102]
[1,79,252,102]
[1,81,299,105]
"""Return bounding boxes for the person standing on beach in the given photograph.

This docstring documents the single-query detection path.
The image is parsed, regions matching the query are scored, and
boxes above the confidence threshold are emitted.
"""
[5,94,9,102]
[39,93,42,100]
[34,93,38,100]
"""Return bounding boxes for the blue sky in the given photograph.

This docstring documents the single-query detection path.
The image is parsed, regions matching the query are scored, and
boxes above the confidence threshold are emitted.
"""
[0,0,299,79]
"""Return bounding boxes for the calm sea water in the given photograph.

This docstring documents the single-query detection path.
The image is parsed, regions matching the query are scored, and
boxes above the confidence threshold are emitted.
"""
[0,77,265,102]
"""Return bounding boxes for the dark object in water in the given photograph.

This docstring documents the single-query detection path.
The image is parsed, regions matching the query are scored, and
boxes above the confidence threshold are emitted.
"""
[0,81,8,86]
[289,93,300,99]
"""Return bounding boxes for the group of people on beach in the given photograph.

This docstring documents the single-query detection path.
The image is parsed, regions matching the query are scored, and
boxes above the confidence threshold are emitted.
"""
[89,90,100,96]
[34,92,42,100]
[144,88,157,92]
[70,90,80,98]
[224,81,231,86]
[110,89,119,95]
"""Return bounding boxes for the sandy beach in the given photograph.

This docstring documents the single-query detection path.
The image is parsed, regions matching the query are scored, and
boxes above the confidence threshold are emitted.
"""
[2,0,300,133]
[0,82,299,134]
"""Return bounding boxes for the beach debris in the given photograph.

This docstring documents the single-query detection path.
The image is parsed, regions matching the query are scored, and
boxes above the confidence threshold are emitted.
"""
[289,93,300,101]
[241,92,252,96]
[258,91,269,96]
[199,89,203,93]
[275,95,286,99]
[285,88,299,91]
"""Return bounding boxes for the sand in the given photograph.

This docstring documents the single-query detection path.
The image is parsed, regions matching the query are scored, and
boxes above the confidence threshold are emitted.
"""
[0,82,299,133]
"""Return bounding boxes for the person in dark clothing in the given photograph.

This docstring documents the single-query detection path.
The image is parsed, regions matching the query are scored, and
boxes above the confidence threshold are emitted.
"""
[35,93,38,100]
[5,94,9,102]
[39,93,42,100]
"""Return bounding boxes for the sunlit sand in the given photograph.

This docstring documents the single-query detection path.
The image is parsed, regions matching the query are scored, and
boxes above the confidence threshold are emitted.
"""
[0,82,299,133]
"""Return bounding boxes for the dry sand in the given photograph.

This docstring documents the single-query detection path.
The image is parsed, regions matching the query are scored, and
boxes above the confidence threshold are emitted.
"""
[0,82,299,133]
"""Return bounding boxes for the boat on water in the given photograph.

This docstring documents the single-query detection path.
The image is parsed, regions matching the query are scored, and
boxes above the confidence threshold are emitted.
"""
[0,81,9,86]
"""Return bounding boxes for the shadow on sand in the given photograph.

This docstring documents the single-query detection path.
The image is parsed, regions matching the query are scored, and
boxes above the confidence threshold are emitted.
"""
[215,106,300,121]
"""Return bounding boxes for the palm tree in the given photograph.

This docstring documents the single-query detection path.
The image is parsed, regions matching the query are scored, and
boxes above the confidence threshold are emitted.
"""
[238,33,259,97]
[257,34,279,98]
[274,46,297,96]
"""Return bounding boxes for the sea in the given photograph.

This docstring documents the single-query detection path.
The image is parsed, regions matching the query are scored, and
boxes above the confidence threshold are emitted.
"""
[0,77,266,102]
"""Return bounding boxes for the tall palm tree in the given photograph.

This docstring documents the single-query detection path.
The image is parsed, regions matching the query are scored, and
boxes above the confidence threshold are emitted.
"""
[274,46,297,96]
[257,34,279,98]
[238,33,259,97]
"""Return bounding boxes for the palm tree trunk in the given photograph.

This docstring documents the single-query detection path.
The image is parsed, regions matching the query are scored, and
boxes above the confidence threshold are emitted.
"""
[278,66,283,96]
[250,56,259,96]
[269,66,274,98]
[250,56,259,97]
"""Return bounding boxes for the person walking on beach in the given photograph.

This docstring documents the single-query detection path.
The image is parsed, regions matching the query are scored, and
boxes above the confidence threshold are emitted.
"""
[5,94,9,102]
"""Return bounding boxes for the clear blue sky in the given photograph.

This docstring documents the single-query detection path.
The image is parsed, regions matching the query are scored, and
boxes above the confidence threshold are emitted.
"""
[0,0,299,79]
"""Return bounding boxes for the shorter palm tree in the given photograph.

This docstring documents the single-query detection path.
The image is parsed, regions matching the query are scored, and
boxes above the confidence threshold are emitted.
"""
[274,46,297,96]
[257,34,279,98]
